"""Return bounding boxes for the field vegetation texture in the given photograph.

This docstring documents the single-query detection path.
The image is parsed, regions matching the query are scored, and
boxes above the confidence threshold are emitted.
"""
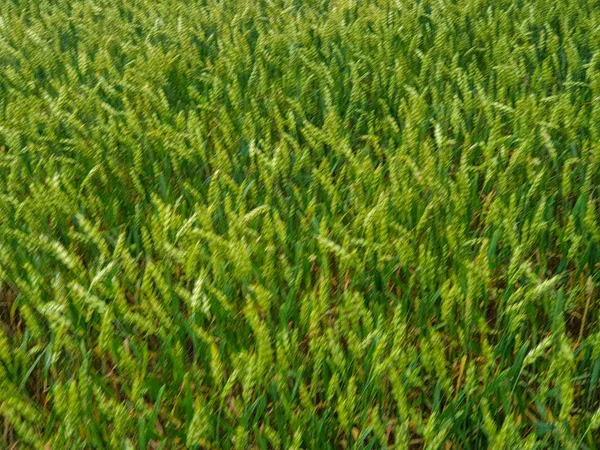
[1,0,600,448]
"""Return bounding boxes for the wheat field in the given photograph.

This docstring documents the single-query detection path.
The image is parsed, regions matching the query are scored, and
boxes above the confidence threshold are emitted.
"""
[1,0,600,448]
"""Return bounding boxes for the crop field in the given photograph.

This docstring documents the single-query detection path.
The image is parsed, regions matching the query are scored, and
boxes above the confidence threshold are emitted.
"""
[1,0,600,448]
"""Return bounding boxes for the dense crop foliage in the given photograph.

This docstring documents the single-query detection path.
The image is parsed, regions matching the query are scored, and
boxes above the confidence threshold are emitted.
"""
[1,0,600,448]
